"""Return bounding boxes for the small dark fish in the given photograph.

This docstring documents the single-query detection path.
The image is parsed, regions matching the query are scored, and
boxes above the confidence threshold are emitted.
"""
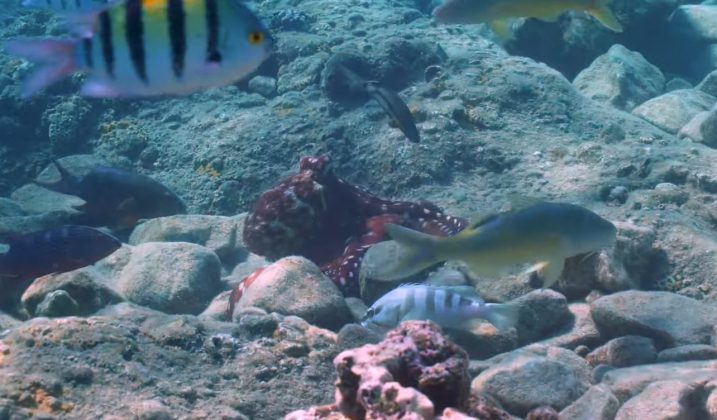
[336,64,420,143]
[0,225,121,280]
[37,160,186,229]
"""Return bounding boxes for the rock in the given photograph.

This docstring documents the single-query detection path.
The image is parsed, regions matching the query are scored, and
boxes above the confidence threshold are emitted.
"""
[670,5,717,42]
[645,182,690,207]
[198,290,232,321]
[632,89,715,134]
[129,214,247,269]
[21,268,123,317]
[539,303,602,350]
[525,406,560,420]
[112,242,222,315]
[247,76,278,98]
[707,380,717,418]
[614,380,695,420]
[512,289,570,345]
[133,399,178,420]
[277,52,329,95]
[590,291,717,347]
[34,290,79,317]
[560,384,620,420]
[586,335,657,368]
[471,345,591,416]
[0,199,24,217]
[657,344,717,363]
[233,256,352,330]
[344,297,368,322]
[665,77,693,92]
[698,70,717,96]
[573,44,665,111]
[9,184,84,216]
[601,360,717,403]
[336,323,381,351]
[0,310,19,331]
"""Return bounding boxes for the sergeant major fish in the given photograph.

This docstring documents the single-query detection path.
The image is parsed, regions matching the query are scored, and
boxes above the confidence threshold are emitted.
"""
[432,0,623,38]
[5,0,273,97]
[361,284,520,332]
[365,200,617,288]
[0,225,121,280]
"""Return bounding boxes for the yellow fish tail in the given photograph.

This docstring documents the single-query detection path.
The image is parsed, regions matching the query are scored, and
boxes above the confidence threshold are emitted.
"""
[367,224,443,281]
[588,0,623,32]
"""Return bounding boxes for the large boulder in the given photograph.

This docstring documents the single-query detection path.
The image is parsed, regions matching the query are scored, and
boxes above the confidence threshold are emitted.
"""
[232,256,352,331]
[590,291,717,347]
[632,89,715,134]
[111,242,222,315]
[573,44,665,111]
[471,344,591,416]
[615,380,700,420]
[586,335,657,368]
[670,5,717,42]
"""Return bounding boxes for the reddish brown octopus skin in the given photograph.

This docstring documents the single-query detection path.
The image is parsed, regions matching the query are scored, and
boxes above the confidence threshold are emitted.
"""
[241,155,467,298]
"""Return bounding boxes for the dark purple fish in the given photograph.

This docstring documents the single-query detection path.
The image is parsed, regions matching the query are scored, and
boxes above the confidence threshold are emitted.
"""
[0,225,121,280]
[37,161,186,229]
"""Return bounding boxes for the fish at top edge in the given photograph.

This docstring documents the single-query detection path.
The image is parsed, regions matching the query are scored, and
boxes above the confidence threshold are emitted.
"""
[432,0,623,39]
[4,0,273,97]
[0,225,122,280]
[360,284,520,333]
[365,200,617,289]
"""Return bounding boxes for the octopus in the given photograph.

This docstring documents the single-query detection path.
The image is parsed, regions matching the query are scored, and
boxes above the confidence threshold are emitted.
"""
[239,155,467,301]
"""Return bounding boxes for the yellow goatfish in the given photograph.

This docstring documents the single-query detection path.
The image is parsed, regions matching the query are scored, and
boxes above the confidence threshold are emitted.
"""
[364,201,616,288]
[432,0,623,38]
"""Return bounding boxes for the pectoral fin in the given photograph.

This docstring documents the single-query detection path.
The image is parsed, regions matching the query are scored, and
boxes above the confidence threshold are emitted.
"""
[588,0,623,32]
[525,259,565,289]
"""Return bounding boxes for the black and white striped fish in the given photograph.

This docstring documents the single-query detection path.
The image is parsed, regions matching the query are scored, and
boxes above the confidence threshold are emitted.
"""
[5,0,273,97]
[360,284,520,333]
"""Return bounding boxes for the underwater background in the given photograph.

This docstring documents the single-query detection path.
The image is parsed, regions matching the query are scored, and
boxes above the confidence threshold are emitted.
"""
[0,0,716,418]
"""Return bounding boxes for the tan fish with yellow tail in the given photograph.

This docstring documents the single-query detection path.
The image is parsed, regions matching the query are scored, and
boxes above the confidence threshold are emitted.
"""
[432,0,623,38]
[363,200,616,288]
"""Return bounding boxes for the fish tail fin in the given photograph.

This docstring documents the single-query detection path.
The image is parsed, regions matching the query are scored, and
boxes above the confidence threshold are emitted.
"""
[4,39,80,97]
[483,301,520,331]
[588,0,623,32]
[374,224,443,281]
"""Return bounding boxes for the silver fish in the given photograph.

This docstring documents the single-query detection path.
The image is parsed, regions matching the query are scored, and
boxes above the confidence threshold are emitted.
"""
[360,284,520,333]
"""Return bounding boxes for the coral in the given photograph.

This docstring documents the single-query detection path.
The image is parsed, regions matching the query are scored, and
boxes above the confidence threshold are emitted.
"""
[242,155,467,296]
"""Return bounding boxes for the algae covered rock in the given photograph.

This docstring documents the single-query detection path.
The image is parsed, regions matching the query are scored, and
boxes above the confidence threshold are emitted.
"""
[573,44,665,111]
[560,384,620,420]
[586,335,657,368]
[632,89,715,134]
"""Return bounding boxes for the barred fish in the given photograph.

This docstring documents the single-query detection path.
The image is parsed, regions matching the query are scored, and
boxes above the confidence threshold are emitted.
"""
[365,200,616,288]
[5,0,273,97]
[360,284,520,332]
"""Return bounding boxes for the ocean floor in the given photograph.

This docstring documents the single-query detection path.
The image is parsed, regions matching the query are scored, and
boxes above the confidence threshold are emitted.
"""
[0,0,716,418]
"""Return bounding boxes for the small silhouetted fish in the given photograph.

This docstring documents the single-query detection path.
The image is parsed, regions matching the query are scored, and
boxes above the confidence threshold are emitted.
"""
[336,64,420,143]
[37,161,186,229]
[0,225,121,280]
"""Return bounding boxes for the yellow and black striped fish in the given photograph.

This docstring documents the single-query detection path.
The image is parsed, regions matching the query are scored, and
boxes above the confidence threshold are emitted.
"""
[6,0,273,97]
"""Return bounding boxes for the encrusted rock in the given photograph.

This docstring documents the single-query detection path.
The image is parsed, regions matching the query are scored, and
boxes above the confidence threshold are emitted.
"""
[614,380,696,420]
[560,384,620,420]
[232,256,352,331]
[632,89,715,134]
[129,214,247,268]
[586,335,657,368]
[590,290,717,348]
[670,5,717,42]
[111,242,222,315]
[657,344,717,363]
[471,344,591,416]
[539,303,602,350]
[573,44,665,111]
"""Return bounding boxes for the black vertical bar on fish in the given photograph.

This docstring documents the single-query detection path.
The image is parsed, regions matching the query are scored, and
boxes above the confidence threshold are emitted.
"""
[45,0,52,7]
[83,38,94,69]
[444,289,453,309]
[60,0,66,9]
[74,0,80,10]
[99,11,115,78]
[204,0,221,63]
[167,0,186,78]
[425,288,436,313]
[125,0,148,84]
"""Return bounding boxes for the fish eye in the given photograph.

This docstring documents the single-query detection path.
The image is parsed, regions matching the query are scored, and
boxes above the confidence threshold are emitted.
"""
[248,31,265,45]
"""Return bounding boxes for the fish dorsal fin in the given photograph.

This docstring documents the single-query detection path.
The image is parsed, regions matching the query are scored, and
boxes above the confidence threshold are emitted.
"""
[507,194,545,212]
[464,213,500,232]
